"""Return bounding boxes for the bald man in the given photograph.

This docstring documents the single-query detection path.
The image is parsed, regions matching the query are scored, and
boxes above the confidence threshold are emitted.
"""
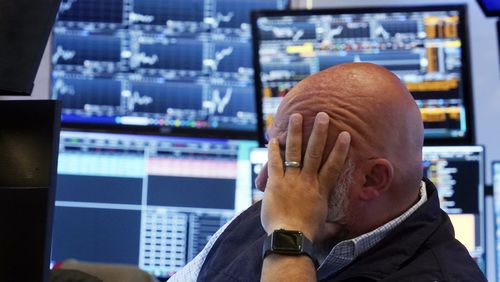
[170,63,486,281]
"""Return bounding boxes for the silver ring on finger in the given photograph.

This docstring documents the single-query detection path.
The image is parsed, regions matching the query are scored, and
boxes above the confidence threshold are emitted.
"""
[284,160,302,169]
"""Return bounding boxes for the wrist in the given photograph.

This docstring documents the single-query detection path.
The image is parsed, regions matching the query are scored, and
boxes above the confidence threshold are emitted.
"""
[263,252,316,266]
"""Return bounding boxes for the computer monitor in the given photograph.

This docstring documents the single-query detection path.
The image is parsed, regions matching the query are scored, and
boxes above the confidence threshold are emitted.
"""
[51,130,257,279]
[476,0,500,17]
[251,5,474,146]
[492,161,500,280]
[0,0,61,96]
[51,0,288,138]
[250,145,485,270]
[422,146,485,270]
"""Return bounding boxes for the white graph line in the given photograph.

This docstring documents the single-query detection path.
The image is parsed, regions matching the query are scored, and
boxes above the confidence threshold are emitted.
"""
[215,12,234,25]
[59,0,78,14]
[205,12,234,28]
[325,25,344,41]
[203,47,233,72]
[53,79,76,96]
[52,45,76,64]
[125,91,154,111]
[374,24,390,40]
[292,29,304,41]
[203,88,232,115]
[129,12,155,24]
[130,52,159,68]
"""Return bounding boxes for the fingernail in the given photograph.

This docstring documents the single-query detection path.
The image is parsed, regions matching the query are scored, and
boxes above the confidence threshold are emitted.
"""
[290,113,302,123]
[338,131,351,144]
[316,112,329,124]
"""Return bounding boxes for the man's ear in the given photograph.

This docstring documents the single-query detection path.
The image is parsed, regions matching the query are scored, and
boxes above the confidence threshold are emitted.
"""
[359,158,394,200]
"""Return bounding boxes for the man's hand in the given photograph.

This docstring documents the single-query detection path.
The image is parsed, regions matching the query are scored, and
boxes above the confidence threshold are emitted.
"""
[261,112,351,242]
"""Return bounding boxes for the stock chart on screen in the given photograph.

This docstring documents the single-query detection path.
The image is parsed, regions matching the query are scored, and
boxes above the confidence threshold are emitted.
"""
[252,5,474,145]
[51,0,288,138]
[51,130,257,278]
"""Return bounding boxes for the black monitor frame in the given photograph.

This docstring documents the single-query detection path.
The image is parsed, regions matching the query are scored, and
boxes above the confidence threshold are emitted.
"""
[251,4,475,147]
[61,123,259,142]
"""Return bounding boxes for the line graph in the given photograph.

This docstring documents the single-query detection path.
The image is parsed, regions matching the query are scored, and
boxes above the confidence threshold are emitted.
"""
[59,0,78,14]
[205,12,234,28]
[373,24,390,40]
[124,91,154,111]
[52,46,77,64]
[53,79,76,96]
[130,52,159,69]
[203,47,233,72]
[129,12,155,24]
[203,88,232,115]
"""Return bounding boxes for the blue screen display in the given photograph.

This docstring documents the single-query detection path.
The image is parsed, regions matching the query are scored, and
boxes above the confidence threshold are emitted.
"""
[52,0,288,135]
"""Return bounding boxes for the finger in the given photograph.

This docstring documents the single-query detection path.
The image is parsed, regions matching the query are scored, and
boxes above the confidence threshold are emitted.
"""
[319,131,351,196]
[285,113,303,173]
[267,138,284,181]
[302,112,330,175]
[255,162,269,192]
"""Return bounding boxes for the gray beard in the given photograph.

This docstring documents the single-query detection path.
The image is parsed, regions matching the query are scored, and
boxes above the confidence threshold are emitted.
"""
[326,158,355,223]
[316,159,355,264]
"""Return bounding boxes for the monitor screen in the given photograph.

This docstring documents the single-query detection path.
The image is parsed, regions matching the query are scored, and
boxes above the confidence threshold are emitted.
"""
[51,130,257,278]
[51,0,289,138]
[493,161,500,280]
[250,145,485,269]
[476,0,500,17]
[252,5,474,146]
[422,146,485,270]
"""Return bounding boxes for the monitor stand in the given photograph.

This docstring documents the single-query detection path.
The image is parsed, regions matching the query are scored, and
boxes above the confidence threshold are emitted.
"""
[0,100,61,282]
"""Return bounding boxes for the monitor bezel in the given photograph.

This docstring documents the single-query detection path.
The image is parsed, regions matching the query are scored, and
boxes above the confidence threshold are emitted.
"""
[251,4,476,147]
[60,123,259,141]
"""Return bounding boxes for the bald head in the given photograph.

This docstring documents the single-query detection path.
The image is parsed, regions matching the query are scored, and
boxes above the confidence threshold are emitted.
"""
[267,62,423,202]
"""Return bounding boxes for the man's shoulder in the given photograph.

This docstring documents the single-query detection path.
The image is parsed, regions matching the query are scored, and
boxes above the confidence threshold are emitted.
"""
[197,202,266,282]
[428,238,486,281]
[383,238,486,282]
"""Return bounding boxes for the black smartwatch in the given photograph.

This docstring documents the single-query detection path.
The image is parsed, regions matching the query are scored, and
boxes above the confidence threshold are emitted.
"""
[262,229,316,264]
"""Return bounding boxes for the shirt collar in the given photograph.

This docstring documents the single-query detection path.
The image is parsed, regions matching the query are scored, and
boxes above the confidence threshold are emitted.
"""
[317,181,428,278]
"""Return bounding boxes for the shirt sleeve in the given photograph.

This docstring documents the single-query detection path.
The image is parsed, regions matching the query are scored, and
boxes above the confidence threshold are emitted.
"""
[167,216,235,282]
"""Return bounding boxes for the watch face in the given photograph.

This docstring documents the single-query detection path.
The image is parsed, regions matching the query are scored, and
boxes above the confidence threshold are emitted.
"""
[272,230,303,253]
